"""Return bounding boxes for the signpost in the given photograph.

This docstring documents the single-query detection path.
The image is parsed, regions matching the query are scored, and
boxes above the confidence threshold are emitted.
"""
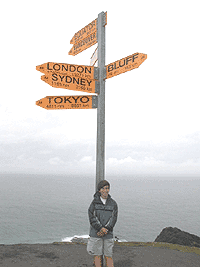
[96,12,106,192]
[36,12,146,266]
[36,95,98,110]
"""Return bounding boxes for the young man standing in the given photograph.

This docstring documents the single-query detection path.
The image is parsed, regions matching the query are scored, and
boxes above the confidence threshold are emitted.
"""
[87,180,118,267]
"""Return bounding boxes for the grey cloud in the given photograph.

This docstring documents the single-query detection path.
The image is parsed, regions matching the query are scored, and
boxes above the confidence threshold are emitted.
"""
[1,132,200,176]
[106,132,200,165]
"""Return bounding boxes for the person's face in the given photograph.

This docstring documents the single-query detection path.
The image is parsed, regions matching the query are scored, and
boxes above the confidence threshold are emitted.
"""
[99,185,110,199]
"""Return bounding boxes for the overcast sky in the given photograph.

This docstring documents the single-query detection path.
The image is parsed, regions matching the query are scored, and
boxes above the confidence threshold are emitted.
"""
[1,0,200,178]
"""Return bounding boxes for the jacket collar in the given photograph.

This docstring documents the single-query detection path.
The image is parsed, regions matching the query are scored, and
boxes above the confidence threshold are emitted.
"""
[93,191,111,204]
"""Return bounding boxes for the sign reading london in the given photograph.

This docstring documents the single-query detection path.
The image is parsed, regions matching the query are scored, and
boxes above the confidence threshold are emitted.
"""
[106,53,147,79]
[36,62,98,80]
[36,95,98,110]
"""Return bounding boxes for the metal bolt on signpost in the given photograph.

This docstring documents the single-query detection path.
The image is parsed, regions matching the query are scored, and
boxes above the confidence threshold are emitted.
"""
[36,11,147,267]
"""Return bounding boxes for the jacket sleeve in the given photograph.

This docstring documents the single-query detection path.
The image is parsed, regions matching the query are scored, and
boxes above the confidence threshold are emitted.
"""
[105,202,118,232]
[88,202,103,231]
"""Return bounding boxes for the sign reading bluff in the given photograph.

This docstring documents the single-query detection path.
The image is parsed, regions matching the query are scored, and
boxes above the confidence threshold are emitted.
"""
[41,73,99,93]
[36,95,98,110]
[106,53,147,79]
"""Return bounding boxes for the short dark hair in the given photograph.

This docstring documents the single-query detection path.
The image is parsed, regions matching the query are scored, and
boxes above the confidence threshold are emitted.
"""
[97,180,110,191]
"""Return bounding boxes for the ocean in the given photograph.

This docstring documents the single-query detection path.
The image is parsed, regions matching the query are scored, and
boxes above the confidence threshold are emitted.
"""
[0,173,200,245]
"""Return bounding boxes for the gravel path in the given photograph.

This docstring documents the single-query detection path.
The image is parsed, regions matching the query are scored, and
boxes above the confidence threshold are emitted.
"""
[0,242,200,267]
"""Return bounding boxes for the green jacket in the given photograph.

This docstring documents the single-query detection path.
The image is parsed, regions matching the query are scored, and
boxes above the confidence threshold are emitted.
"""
[88,191,118,239]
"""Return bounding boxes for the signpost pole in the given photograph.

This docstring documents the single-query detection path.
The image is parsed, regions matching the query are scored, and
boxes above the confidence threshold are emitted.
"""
[96,11,106,192]
[96,12,106,267]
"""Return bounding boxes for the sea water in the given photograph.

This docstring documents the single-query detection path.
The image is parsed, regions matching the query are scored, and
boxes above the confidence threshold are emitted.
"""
[0,173,199,245]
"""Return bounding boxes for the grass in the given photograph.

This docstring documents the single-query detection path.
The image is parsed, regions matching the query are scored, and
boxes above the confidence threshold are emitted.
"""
[114,241,200,256]
[53,241,200,256]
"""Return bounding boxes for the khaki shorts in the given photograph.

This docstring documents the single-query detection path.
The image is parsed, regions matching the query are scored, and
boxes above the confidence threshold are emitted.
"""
[87,237,114,257]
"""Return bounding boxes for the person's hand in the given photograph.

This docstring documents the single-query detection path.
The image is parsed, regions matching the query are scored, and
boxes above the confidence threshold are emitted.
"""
[97,231,104,237]
[101,227,108,234]
[97,228,108,237]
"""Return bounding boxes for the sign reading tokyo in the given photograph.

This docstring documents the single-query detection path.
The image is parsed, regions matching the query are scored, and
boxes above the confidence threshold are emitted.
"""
[106,53,147,79]
[36,62,98,80]
[41,73,99,93]
[36,95,98,110]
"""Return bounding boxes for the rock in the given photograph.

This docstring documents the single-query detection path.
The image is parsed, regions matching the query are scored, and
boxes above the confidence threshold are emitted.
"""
[71,236,120,243]
[71,237,89,244]
[154,227,200,248]
[114,236,119,242]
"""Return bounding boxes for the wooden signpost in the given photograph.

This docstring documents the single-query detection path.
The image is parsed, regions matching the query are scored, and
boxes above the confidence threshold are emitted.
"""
[36,11,147,185]
[36,11,146,267]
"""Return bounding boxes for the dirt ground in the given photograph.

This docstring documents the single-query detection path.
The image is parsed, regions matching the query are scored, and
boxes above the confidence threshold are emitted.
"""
[0,241,200,267]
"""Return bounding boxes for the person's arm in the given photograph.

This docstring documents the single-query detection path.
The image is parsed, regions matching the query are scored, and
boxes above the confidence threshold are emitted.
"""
[104,202,118,231]
[88,202,103,231]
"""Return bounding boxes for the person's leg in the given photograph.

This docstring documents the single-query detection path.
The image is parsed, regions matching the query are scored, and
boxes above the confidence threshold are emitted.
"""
[105,256,114,267]
[87,237,103,266]
[104,238,115,267]
[94,255,102,267]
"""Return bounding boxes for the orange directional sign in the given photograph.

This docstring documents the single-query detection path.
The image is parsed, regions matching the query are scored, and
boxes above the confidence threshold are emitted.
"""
[106,53,147,79]
[70,12,107,45]
[69,12,107,56]
[36,62,98,80]
[36,95,98,110]
[69,31,97,56]
[70,18,97,45]
[41,73,99,93]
